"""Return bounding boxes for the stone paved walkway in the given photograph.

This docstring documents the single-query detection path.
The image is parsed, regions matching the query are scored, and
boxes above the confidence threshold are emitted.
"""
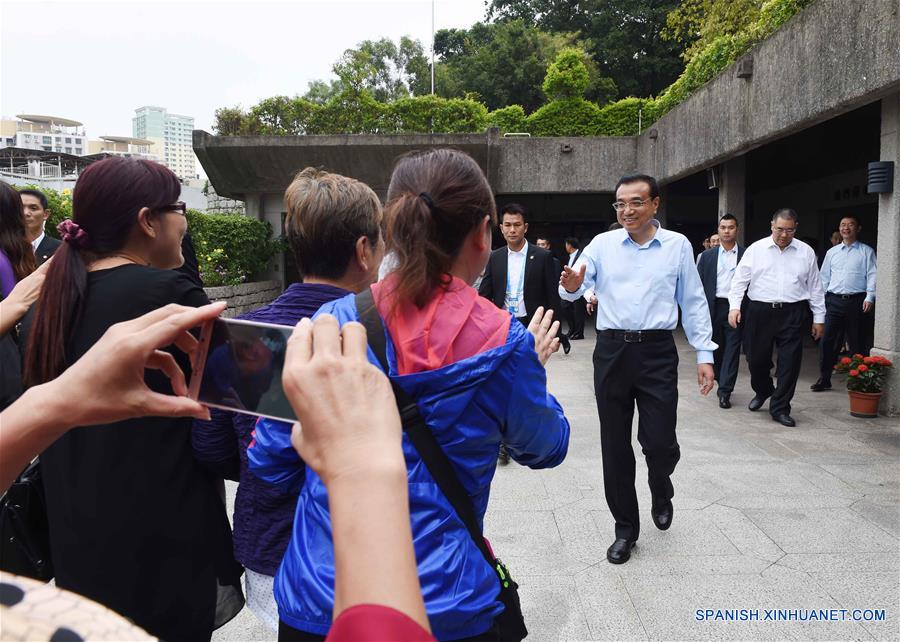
[216,332,899,641]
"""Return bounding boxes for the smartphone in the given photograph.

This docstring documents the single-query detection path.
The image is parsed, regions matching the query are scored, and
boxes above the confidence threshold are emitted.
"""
[189,317,297,422]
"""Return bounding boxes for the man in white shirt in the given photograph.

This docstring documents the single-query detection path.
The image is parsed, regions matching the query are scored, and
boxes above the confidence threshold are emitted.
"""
[479,204,567,464]
[811,215,877,391]
[20,189,61,265]
[728,209,826,426]
[696,214,745,409]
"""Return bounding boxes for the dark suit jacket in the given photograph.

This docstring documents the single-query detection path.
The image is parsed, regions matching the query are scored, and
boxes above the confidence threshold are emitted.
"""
[35,235,62,265]
[478,242,561,320]
[697,244,746,313]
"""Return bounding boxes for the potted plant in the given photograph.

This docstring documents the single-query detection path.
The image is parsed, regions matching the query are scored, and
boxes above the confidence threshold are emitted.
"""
[833,354,894,417]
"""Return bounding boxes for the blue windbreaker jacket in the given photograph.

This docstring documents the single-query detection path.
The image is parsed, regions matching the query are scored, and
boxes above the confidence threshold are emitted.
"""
[248,291,570,640]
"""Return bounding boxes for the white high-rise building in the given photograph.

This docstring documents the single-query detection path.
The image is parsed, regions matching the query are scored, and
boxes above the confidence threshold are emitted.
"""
[132,106,196,180]
[0,114,87,155]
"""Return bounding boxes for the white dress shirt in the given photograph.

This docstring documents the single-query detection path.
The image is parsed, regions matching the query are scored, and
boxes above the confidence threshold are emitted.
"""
[567,250,578,267]
[715,244,739,298]
[819,240,877,303]
[727,237,826,323]
[504,241,528,318]
[31,231,45,253]
[559,223,716,363]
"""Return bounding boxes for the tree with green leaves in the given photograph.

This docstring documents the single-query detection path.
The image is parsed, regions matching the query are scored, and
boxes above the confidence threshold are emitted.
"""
[434,20,616,111]
[663,0,765,61]
[329,37,430,102]
[526,47,602,136]
[486,0,684,99]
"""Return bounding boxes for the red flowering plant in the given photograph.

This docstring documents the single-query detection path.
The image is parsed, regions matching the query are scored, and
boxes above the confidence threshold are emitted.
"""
[833,354,894,393]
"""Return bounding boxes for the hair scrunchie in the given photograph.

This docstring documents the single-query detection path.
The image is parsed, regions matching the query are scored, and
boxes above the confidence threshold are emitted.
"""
[57,219,90,249]
[418,192,436,212]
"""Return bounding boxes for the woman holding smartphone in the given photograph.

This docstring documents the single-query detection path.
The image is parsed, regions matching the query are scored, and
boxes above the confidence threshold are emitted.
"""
[22,157,243,642]
[250,148,570,641]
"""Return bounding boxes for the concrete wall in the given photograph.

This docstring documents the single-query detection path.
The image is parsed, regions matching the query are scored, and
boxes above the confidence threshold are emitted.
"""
[493,136,636,193]
[204,280,282,318]
[638,0,900,183]
[872,92,900,415]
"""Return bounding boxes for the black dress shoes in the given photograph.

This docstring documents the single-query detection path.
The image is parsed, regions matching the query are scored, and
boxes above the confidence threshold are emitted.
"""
[771,413,796,427]
[560,334,571,355]
[498,444,510,465]
[810,379,832,392]
[606,538,636,564]
[718,393,732,409]
[651,499,673,530]
[569,333,585,340]
[748,394,770,411]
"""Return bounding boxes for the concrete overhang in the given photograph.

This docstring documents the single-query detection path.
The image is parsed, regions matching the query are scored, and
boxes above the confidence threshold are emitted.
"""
[193,131,499,200]
[195,129,637,199]
[637,0,900,184]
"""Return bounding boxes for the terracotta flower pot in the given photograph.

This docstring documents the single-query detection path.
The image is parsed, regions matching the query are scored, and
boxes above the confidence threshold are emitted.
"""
[848,390,882,418]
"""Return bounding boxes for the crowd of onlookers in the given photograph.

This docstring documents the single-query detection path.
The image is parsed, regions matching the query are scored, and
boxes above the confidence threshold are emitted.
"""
[0,150,881,641]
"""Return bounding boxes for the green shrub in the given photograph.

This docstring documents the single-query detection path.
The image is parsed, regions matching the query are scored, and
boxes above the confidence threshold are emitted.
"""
[307,89,386,134]
[186,210,281,286]
[526,97,602,136]
[542,48,591,100]
[595,98,658,136]
[385,95,488,133]
[487,105,528,133]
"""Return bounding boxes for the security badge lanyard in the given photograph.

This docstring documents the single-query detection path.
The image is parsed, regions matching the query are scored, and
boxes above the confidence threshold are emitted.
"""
[506,250,527,316]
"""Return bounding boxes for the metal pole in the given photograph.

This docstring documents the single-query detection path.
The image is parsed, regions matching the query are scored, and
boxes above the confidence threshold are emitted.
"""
[431,0,435,95]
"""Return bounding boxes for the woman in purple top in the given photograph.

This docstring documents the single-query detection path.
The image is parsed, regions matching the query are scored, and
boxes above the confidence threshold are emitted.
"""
[192,167,384,630]
[0,183,36,297]
[1,182,38,409]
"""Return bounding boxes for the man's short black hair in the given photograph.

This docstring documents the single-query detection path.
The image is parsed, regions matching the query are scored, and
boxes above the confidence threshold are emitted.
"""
[536,235,550,244]
[500,202,527,223]
[719,213,738,225]
[18,188,48,210]
[772,208,798,224]
[607,221,622,231]
[839,214,861,226]
[564,236,580,249]
[615,174,659,199]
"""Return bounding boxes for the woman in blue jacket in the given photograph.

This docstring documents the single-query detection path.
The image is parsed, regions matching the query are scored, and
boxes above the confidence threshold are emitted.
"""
[249,148,570,641]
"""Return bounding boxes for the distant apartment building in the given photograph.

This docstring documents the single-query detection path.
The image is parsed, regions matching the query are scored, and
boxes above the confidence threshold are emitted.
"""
[87,136,160,161]
[0,114,87,155]
[132,106,196,180]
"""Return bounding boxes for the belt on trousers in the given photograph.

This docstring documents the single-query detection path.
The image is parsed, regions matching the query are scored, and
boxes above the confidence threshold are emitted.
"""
[826,292,865,299]
[749,300,806,310]
[598,329,672,343]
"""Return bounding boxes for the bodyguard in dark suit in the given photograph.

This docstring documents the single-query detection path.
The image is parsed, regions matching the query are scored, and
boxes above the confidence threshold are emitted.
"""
[696,214,745,409]
[20,189,61,265]
[479,203,566,349]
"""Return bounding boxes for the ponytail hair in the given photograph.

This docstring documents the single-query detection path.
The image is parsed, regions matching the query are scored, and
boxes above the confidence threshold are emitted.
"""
[0,182,36,282]
[24,157,180,386]
[384,148,496,308]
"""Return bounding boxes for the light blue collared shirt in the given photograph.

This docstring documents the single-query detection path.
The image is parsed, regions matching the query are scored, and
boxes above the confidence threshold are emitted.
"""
[559,222,716,363]
[820,240,877,303]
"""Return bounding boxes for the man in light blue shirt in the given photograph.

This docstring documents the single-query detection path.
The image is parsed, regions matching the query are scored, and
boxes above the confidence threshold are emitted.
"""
[560,174,716,565]
[812,215,877,391]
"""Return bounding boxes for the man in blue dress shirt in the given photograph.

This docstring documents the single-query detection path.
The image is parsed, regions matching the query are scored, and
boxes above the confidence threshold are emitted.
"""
[560,174,716,565]
[811,215,877,391]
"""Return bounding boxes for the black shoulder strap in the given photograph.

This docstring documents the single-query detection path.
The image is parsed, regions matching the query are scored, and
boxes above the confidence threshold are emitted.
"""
[355,290,497,568]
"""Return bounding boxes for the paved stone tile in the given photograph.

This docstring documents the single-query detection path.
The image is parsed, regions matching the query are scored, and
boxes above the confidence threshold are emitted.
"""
[742,507,898,554]
[214,335,899,642]
[515,574,594,641]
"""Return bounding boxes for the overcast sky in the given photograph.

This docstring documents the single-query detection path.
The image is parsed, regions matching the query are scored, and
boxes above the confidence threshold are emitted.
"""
[1,0,486,136]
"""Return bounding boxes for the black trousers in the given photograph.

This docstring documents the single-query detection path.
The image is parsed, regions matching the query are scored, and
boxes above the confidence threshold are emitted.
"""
[593,332,680,542]
[819,292,871,382]
[711,299,742,395]
[561,299,586,337]
[744,300,807,416]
